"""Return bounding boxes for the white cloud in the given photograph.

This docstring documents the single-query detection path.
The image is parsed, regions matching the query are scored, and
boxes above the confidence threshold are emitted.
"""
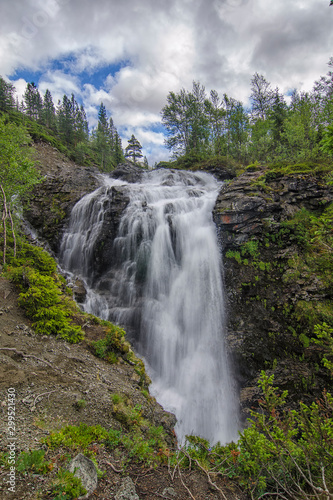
[1,0,333,164]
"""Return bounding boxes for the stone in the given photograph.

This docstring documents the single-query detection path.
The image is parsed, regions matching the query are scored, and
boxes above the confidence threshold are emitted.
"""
[73,278,87,303]
[162,486,177,498]
[115,476,140,500]
[68,453,98,500]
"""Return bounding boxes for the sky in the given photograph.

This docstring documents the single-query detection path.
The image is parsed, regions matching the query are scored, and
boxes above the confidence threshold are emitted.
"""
[1,0,333,164]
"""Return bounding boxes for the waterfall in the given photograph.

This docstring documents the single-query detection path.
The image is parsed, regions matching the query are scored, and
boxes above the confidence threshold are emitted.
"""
[60,168,239,444]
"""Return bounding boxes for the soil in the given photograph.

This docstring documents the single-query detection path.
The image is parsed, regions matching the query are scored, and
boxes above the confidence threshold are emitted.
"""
[0,277,247,499]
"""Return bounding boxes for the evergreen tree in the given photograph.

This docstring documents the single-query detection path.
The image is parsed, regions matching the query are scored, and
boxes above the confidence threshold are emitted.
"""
[74,103,89,146]
[57,95,74,146]
[268,89,288,144]
[41,89,56,130]
[113,130,124,166]
[125,135,143,164]
[23,82,43,121]
[0,77,15,112]
[95,103,111,171]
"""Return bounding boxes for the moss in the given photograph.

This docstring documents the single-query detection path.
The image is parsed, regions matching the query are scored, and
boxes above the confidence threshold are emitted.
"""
[264,160,332,183]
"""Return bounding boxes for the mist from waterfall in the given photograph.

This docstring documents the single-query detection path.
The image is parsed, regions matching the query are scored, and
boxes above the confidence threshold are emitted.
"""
[60,169,239,444]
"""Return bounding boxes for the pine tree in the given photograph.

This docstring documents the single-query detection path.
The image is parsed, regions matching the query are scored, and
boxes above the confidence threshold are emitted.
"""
[0,77,15,112]
[125,135,143,164]
[113,131,124,166]
[57,95,74,146]
[95,102,110,171]
[41,89,56,130]
[23,82,43,121]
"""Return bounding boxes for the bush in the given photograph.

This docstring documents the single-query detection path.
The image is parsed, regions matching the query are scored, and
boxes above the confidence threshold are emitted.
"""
[16,449,53,474]
[9,265,83,343]
[50,468,86,499]
[44,423,109,454]
[91,323,129,360]
[184,372,333,499]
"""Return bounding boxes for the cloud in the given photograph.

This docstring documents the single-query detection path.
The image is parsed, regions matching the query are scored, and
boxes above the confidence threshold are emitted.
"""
[1,0,333,163]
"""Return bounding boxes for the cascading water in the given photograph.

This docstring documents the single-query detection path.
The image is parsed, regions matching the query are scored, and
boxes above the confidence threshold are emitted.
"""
[60,168,239,444]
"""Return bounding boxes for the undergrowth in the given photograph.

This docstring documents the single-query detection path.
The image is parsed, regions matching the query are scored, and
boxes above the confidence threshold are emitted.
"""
[2,239,84,342]
[15,373,332,499]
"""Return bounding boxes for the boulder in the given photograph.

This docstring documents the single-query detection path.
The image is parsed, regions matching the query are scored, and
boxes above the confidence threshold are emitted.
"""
[68,453,98,499]
[115,476,140,500]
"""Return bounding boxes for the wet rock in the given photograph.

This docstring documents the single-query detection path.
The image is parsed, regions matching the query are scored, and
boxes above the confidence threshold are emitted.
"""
[68,453,98,500]
[111,162,144,183]
[72,278,87,303]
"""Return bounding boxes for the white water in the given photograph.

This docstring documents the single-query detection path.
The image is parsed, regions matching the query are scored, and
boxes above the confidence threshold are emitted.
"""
[60,169,239,444]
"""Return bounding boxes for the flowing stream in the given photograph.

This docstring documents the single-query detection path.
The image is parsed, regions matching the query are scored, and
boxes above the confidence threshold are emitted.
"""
[60,168,239,444]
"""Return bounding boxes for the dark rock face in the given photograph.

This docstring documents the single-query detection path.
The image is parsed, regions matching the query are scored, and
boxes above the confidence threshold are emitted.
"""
[213,169,333,418]
[24,143,101,252]
[88,185,130,284]
[214,170,333,250]
[110,162,144,183]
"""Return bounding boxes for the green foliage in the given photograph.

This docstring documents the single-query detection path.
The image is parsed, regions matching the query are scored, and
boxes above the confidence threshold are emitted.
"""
[50,468,87,499]
[225,238,271,273]
[9,241,57,275]
[313,322,333,374]
[43,413,169,468]
[0,114,40,200]
[91,323,129,361]
[13,267,83,342]
[234,373,333,498]
[320,124,333,157]
[181,373,333,499]
[16,449,53,474]
[0,114,41,262]
[6,242,84,343]
[112,398,143,428]
[74,398,87,410]
[43,423,109,454]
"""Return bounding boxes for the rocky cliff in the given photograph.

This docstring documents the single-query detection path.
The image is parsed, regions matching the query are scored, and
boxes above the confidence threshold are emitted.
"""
[213,166,333,417]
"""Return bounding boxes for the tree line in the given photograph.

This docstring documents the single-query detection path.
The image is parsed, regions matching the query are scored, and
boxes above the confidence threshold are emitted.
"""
[0,77,145,170]
[161,58,333,165]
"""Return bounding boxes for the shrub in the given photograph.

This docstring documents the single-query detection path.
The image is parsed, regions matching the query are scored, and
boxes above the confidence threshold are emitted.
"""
[91,323,129,360]
[43,423,108,454]
[187,372,333,499]
[9,266,83,343]
[50,468,86,499]
[16,449,53,474]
